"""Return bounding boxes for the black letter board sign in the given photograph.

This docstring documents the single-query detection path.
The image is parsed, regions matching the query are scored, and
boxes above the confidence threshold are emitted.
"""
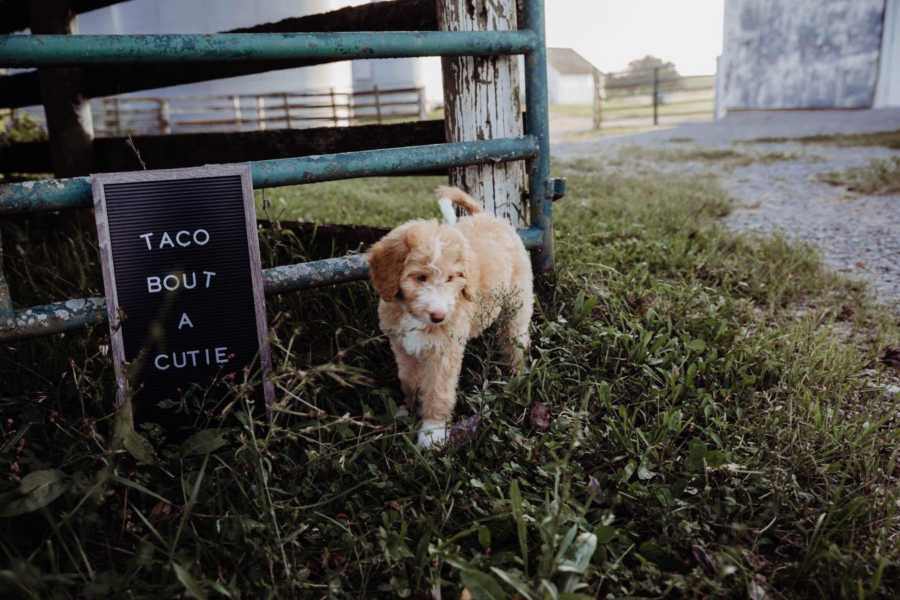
[93,164,273,426]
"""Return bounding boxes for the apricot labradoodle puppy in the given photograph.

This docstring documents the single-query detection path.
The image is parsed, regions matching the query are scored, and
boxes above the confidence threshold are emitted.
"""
[368,186,533,448]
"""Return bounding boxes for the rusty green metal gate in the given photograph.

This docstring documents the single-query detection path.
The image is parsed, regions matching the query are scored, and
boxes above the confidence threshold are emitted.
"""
[0,0,556,342]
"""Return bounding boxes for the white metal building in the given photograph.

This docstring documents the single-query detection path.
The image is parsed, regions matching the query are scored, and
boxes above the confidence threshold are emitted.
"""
[719,0,900,113]
[876,0,900,106]
[77,0,357,98]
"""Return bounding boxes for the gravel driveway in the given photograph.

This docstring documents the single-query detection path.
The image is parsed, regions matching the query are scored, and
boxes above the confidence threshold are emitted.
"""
[553,109,900,304]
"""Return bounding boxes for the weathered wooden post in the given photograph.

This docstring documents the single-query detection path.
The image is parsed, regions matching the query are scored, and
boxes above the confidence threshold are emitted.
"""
[592,68,604,130]
[232,95,243,130]
[158,99,172,134]
[436,0,527,227]
[112,96,122,136]
[100,97,113,136]
[652,66,660,126]
[257,95,267,131]
[373,85,382,124]
[282,93,293,129]
[28,0,95,177]
[330,87,339,126]
[417,87,428,120]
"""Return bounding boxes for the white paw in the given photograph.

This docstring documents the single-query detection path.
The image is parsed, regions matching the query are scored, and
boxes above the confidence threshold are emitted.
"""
[417,419,449,448]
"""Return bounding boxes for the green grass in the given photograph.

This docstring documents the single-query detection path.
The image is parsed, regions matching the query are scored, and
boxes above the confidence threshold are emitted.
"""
[742,129,900,150]
[818,157,900,195]
[1,161,899,598]
[256,176,445,227]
